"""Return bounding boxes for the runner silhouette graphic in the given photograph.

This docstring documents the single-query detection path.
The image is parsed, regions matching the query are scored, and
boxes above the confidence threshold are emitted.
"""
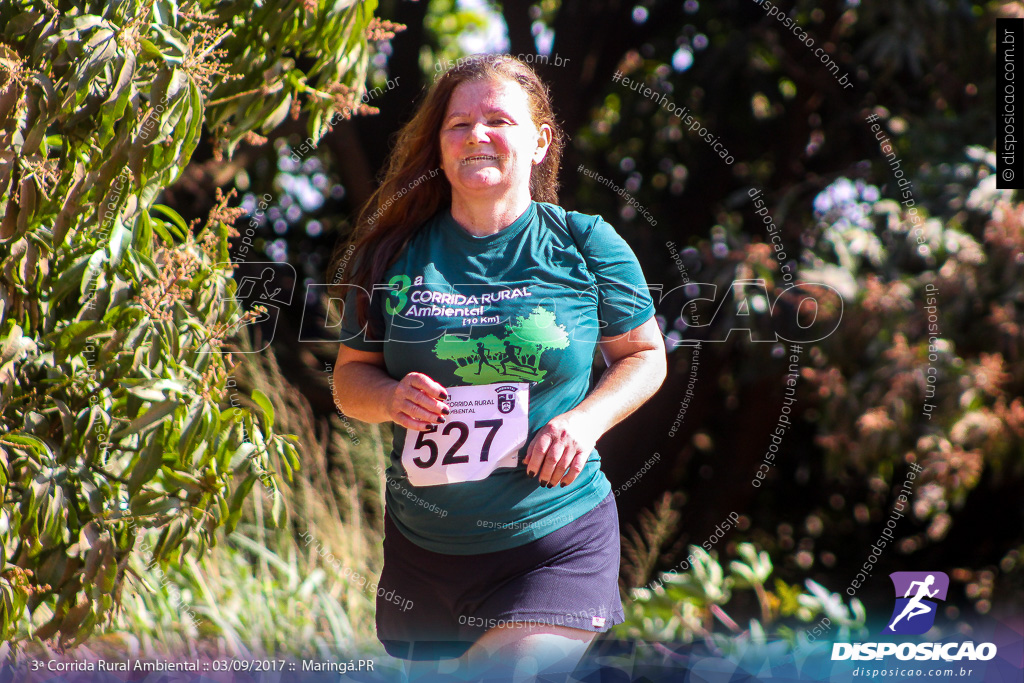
[474,342,499,374]
[888,574,939,631]
[500,340,528,374]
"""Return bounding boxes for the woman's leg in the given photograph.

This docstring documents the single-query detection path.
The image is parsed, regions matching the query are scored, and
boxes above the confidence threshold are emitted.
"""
[460,623,595,682]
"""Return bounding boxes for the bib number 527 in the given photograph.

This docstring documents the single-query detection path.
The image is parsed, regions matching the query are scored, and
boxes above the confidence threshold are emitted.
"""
[411,419,504,467]
[400,382,528,487]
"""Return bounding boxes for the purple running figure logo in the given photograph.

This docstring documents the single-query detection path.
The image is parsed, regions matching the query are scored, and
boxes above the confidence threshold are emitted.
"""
[883,571,949,635]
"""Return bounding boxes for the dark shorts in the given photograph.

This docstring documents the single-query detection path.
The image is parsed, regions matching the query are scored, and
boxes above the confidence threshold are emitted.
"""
[375,491,624,660]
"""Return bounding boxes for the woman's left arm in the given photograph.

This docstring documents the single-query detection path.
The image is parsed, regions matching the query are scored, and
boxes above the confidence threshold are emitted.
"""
[524,316,667,487]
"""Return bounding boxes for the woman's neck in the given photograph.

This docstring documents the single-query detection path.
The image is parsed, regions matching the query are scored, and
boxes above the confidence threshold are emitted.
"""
[450,190,532,237]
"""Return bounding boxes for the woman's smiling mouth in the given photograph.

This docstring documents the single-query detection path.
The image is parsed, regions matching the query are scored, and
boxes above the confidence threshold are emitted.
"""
[461,154,501,164]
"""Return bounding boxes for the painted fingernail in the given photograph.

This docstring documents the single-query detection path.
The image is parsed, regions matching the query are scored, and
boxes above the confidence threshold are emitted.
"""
[440,391,449,399]
[560,482,568,487]
[526,471,535,477]
[436,416,444,423]
[442,407,450,415]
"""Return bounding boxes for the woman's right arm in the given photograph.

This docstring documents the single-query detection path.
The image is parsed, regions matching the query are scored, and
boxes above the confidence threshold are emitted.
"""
[332,344,450,431]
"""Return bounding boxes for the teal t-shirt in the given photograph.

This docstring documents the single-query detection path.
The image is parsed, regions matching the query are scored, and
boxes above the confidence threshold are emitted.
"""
[339,201,655,554]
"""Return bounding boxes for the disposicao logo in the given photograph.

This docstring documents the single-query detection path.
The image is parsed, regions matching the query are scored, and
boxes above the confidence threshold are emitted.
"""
[831,570,997,662]
[884,571,949,635]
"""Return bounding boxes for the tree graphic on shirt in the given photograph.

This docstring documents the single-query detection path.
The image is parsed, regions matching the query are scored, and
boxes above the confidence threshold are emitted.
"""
[432,306,570,384]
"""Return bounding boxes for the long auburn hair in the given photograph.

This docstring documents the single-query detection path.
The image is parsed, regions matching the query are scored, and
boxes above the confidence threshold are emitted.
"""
[329,54,565,334]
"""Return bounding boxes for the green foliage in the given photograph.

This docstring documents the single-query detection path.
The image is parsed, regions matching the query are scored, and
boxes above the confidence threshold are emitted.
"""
[632,146,1023,618]
[53,345,388,659]
[204,0,383,155]
[615,136,1022,636]
[617,542,867,653]
[102,505,382,658]
[801,151,1024,538]
[419,0,493,76]
[0,0,378,646]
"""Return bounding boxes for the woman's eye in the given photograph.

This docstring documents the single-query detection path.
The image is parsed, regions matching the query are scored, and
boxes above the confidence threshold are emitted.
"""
[447,119,510,130]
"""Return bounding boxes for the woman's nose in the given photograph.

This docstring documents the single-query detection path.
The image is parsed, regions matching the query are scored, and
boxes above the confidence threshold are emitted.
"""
[469,121,489,142]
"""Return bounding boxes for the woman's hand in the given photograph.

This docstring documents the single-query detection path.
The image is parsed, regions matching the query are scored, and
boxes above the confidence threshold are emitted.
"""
[386,372,449,431]
[523,410,600,487]
[521,318,667,488]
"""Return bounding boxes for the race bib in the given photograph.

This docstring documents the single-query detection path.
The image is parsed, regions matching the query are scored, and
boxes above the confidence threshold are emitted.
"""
[401,382,529,487]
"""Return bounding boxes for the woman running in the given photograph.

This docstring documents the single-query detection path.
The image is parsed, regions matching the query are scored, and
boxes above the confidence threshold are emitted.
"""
[331,54,666,681]
[474,341,499,375]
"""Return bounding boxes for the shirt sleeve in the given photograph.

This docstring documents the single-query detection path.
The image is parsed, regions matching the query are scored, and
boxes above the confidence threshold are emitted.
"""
[337,283,386,352]
[574,213,656,338]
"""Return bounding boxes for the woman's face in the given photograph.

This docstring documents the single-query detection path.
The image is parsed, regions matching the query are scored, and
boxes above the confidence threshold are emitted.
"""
[439,77,551,201]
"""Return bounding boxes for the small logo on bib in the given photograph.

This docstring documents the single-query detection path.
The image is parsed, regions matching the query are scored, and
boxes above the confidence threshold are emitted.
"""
[495,385,519,414]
